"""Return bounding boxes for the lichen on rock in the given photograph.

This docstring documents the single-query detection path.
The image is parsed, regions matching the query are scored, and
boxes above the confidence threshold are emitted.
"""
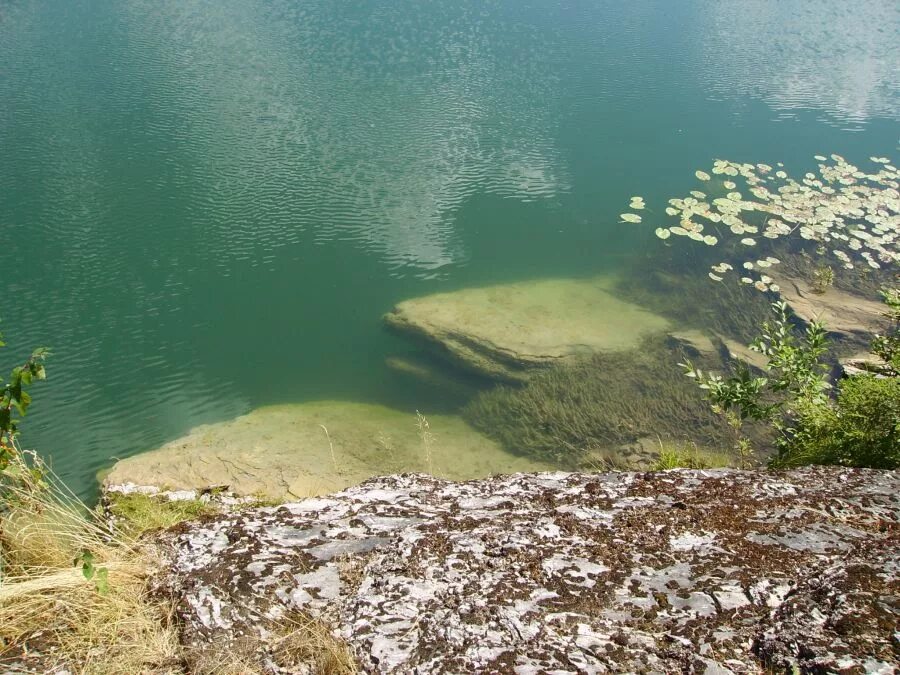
[149,466,899,673]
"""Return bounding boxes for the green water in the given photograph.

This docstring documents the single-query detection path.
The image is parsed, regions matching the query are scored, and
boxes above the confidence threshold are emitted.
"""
[1,0,898,496]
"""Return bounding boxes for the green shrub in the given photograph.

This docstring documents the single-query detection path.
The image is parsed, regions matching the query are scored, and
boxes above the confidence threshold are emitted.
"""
[872,287,900,375]
[0,326,49,484]
[777,376,899,469]
[464,338,732,467]
[683,294,899,471]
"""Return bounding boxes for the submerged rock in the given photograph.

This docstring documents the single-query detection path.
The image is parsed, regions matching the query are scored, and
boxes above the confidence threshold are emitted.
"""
[772,273,887,339]
[384,276,672,381]
[840,351,895,378]
[103,402,550,500]
[153,467,899,673]
[384,354,477,397]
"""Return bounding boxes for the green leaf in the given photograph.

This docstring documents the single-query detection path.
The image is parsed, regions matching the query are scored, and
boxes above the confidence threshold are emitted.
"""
[93,568,110,595]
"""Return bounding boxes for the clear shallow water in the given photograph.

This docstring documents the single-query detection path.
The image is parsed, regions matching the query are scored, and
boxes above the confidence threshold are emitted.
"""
[1,0,898,496]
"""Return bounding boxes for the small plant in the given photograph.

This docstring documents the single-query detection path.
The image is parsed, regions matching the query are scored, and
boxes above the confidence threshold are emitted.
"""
[74,549,110,595]
[415,410,435,474]
[681,300,830,463]
[811,265,834,294]
[651,440,730,471]
[872,286,900,374]
[0,325,49,484]
[682,295,899,470]
[320,424,339,473]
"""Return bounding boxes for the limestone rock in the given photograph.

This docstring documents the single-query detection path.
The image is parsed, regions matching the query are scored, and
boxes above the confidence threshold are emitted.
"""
[840,352,894,377]
[668,330,718,359]
[719,335,770,371]
[384,277,672,381]
[772,273,887,339]
[103,402,550,500]
[152,467,899,673]
[384,354,476,397]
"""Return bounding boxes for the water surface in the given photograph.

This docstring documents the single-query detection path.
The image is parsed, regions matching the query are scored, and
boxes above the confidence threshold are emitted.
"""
[1,0,898,495]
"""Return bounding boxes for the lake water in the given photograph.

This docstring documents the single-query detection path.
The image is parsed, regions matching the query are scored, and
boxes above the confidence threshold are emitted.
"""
[1,0,898,497]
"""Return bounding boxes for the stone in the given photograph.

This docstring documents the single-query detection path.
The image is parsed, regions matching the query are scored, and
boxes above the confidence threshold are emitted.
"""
[771,273,887,339]
[839,352,894,378]
[383,276,672,381]
[668,329,772,371]
[150,466,899,673]
[718,335,770,371]
[668,330,718,359]
[384,354,477,397]
[103,401,550,500]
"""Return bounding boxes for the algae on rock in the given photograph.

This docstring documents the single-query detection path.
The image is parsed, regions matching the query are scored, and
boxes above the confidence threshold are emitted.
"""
[103,401,552,500]
[384,276,672,382]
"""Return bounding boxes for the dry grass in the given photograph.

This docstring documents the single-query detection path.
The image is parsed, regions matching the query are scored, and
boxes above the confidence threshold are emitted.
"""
[1,449,361,674]
[187,610,357,675]
[0,450,181,674]
[270,612,357,675]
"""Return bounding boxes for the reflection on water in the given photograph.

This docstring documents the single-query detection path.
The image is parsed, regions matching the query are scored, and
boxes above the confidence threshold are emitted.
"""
[701,0,900,130]
[121,0,569,272]
[0,0,897,496]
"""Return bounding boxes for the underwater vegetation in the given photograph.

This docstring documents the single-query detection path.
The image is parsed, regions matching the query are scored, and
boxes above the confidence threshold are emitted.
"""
[615,153,898,349]
[468,152,898,471]
[623,155,898,291]
[616,260,774,343]
[463,337,740,467]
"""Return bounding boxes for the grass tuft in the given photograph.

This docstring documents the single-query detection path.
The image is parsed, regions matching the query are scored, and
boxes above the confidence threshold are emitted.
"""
[104,491,215,540]
[650,441,732,471]
[0,450,181,674]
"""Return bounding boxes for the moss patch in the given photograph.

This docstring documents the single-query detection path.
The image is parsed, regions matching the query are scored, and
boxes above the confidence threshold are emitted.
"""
[104,492,215,539]
[650,443,732,471]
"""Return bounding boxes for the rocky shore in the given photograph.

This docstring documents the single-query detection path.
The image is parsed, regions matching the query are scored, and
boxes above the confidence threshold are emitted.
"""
[127,466,899,673]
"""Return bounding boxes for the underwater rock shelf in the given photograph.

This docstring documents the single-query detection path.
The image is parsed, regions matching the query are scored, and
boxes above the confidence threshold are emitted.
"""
[151,467,898,673]
[102,401,550,500]
[383,276,672,381]
[772,272,888,339]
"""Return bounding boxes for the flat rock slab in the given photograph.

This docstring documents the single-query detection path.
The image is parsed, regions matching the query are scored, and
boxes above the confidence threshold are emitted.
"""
[772,273,887,339]
[384,277,672,381]
[154,467,899,673]
[103,402,550,500]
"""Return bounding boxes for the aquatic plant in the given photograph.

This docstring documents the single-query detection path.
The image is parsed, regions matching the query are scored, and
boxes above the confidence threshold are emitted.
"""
[463,338,737,467]
[616,261,773,343]
[683,295,899,470]
[810,265,834,294]
[622,154,899,292]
